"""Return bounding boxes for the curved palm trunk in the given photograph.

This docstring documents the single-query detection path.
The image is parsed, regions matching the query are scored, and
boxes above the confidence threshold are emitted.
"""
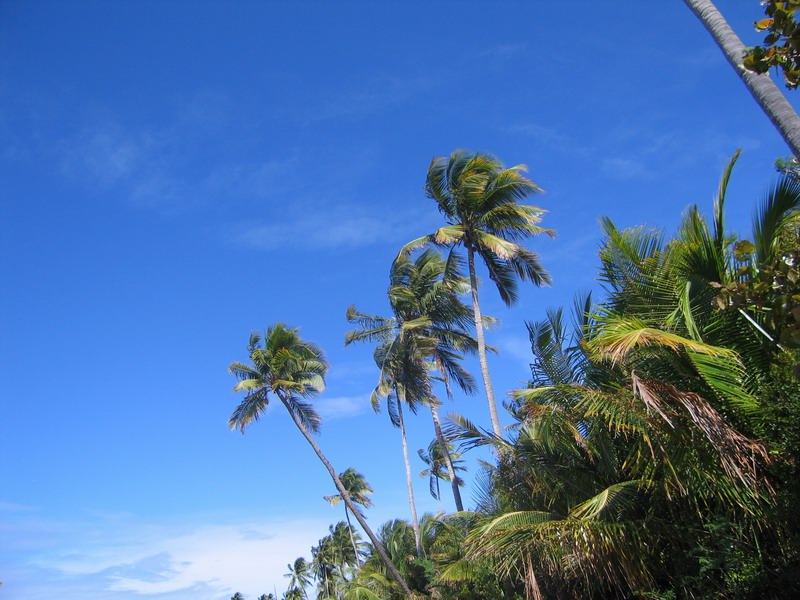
[276,393,413,598]
[429,402,464,511]
[343,505,361,567]
[467,244,504,438]
[683,0,800,158]
[395,389,423,557]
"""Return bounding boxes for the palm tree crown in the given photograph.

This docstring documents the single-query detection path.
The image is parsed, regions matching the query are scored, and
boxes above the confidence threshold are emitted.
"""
[228,323,327,434]
[401,150,554,438]
[405,150,553,305]
[324,468,374,514]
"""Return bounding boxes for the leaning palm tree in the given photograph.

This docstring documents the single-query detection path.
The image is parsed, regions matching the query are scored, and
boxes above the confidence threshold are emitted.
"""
[324,468,373,566]
[227,324,412,597]
[683,0,800,158]
[401,151,554,437]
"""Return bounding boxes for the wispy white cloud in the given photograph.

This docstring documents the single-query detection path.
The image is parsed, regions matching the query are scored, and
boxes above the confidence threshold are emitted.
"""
[3,512,329,600]
[315,395,370,421]
[0,500,35,511]
[304,75,437,123]
[538,231,600,267]
[230,204,427,252]
[601,157,655,181]
[496,334,534,373]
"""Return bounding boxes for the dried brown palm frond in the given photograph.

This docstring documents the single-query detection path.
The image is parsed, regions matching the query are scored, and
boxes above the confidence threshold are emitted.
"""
[631,372,773,498]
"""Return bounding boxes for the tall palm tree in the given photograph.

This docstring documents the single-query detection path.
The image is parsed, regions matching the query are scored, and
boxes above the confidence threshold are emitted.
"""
[401,151,553,437]
[285,557,312,600]
[683,0,800,158]
[388,249,477,512]
[227,324,412,598]
[311,534,337,599]
[347,250,478,548]
[367,334,427,557]
[324,468,373,566]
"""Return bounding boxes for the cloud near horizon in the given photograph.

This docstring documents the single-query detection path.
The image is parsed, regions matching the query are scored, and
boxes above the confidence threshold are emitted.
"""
[2,512,329,600]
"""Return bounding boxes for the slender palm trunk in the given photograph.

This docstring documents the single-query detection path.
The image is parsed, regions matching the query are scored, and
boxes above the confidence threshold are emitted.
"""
[683,0,800,158]
[429,402,464,511]
[467,244,504,438]
[343,505,361,567]
[276,393,413,597]
[395,389,423,557]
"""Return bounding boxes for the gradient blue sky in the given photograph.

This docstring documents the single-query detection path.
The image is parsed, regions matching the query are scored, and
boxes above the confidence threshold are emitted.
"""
[2,2,797,599]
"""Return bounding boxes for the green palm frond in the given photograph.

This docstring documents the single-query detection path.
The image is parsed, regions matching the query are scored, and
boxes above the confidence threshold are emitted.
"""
[286,394,322,434]
[445,412,509,452]
[713,148,741,250]
[228,388,269,433]
[753,175,800,270]
[480,248,520,305]
[588,316,736,364]
[568,480,641,521]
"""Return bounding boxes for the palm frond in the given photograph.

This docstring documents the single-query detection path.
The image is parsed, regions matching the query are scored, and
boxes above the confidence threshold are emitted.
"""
[753,175,800,270]
[568,480,641,521]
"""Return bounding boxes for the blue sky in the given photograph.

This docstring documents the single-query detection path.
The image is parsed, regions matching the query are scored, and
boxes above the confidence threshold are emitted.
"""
[2,1,798,599]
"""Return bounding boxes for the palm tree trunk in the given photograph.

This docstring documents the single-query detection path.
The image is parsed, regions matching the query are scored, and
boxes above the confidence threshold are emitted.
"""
[395,389,423,557]
[683,0,800,158]
[467,244,504,438]
[429,402,464,511]
[276,393,414,598]
[343,505,361,567]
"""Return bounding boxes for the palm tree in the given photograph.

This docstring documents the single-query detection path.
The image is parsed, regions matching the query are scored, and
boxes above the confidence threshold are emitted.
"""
[387,249,477,512]
[367,333,427,557]
[683,0,800,158]
[401,151,553,437]
[347,250,479,550]
[311,535,337,600]
[227,324,412,597]
[324,468,372,566]
[348,250,476,517]
[418,438,465,512]
[285,557,312,600]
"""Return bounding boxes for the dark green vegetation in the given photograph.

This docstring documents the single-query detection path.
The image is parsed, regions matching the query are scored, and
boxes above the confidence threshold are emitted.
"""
[744,0,800,89]
[227,147,800,599]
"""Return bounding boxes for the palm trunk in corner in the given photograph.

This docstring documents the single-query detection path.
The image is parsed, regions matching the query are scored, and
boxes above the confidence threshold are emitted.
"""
[429,402,463,511]
[277,393,413,597]
[683,0,800,158]
[467,244,503,438]
[396,389,423,558]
